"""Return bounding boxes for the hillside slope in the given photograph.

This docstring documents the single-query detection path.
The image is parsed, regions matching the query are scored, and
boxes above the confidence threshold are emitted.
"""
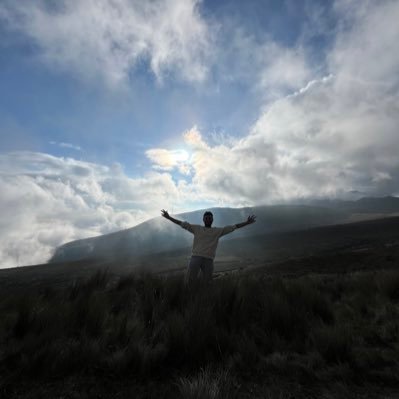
[49,204,349,263]
[3,215,399,293]
[49,197,399,264]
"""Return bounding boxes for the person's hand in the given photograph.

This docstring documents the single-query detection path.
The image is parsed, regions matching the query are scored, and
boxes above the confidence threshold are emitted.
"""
[161,209,170,219]
[247,215,256,224]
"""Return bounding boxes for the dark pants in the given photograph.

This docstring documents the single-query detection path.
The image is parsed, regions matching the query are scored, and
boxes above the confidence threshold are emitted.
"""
[187,256,214,282]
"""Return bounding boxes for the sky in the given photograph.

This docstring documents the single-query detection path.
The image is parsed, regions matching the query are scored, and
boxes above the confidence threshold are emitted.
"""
[1,0,399,268]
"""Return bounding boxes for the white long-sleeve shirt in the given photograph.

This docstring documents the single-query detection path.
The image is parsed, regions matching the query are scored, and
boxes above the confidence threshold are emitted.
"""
[181,222,236,259]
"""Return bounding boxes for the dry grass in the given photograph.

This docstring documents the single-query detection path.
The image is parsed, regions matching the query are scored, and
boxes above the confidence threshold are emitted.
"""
[1,266,399,398]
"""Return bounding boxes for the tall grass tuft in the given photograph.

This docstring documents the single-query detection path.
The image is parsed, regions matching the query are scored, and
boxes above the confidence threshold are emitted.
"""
[177,367,237,399]
[310,324,353,364]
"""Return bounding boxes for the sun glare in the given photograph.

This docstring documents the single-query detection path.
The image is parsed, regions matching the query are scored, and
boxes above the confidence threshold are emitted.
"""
[173,149,189,163]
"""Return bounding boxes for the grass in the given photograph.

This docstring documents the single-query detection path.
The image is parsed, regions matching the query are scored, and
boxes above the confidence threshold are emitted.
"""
[0,267,399,398]
[177,366,238,399]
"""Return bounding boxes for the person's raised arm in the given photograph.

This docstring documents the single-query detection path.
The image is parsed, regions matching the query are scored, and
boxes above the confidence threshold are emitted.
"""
[235,215,256,229]
[161,209,183,226]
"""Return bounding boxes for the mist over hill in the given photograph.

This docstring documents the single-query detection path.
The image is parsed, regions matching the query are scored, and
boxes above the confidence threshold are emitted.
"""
[306,195,399,213]
[49,196,399,265]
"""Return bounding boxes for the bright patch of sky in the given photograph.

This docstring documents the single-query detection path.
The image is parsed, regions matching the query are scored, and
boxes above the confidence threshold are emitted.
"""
[1,0,399,267]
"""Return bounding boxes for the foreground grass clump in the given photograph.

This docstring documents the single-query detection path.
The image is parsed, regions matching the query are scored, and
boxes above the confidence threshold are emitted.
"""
[177,366,237,399]
[1,267,399,396]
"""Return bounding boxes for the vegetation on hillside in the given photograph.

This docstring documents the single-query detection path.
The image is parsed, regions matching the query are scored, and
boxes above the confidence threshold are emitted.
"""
[1,267,399,398]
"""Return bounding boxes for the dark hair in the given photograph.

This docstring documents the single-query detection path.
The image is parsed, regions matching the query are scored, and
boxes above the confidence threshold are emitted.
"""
[203,211,213,217]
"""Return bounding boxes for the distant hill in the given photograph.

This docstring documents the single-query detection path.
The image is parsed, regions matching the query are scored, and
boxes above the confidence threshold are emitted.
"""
[308,195,399,213]
[49,196,399,265]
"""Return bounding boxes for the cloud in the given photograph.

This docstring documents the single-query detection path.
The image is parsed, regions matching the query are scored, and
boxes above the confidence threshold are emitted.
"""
[214,24,315,99]
[50,141,82,151]
[183,126,208,149]
[146,1,399,204]
[258,42,312,94]
[145,148,190,174]
[0,0,212,87]
[331,0,399,87]
[0,151,193,268]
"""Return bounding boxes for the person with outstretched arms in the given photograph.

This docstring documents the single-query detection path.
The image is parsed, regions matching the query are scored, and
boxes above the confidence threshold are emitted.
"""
[161,209,256,282]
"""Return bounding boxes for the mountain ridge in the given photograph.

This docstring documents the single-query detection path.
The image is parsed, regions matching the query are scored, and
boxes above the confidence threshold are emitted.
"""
[49,196,399,264]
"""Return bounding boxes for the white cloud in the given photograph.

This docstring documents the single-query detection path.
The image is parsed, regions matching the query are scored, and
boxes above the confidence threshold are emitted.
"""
[215,25,314,99]
[183,126,208,149]
[331,0,399,87]
[50,141,82,151]
[177,73,398,204]
[145,1,399,205]
[0,0,212,87]
[145,148,190,174]
[0,151,193,268]
[258,42,312,94]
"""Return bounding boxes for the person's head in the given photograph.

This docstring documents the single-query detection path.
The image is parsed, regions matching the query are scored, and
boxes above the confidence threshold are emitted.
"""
[203,211,213,227]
